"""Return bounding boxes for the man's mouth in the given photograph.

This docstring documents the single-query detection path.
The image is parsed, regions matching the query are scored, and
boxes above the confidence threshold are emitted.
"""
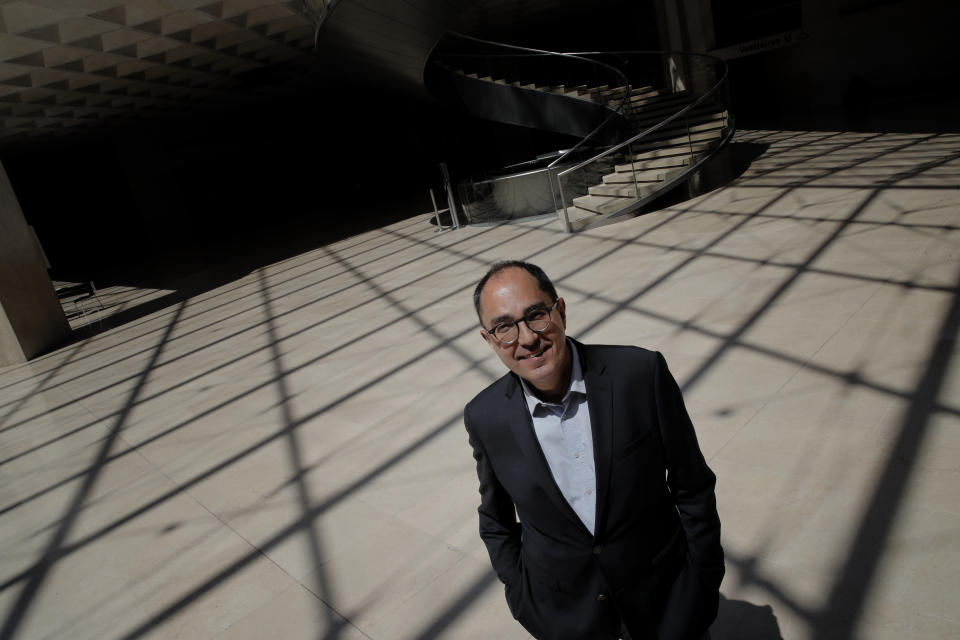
[519,344,550,361]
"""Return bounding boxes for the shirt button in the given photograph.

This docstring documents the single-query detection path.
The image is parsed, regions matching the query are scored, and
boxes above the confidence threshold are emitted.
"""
[593,545,603,554]
[586,489,593,495]
[597,594,607,601]
[574,452,580,458]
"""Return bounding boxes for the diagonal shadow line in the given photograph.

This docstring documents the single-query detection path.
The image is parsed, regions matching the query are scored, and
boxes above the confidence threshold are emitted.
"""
[557,286,960,419]
[0,301,186,640]
[320,245,500,382]
[675,188,880,395]
[743,133,945,190]
[255,269,355,640]
[734,132,888,181]
[0,222,450,403]
[670,135,960,397]
[0,217,575,559]
[0,220,534,440]
[1,199,682,580]
[575,130,950,394]
[4,160,888,588]
[108,410,466,640]
[0,226,555,475]
[732,130,851,167]
[0,218,526,432]
[0,336,89,429]
[732,182,960,192]
[736,132,953,174]
[0,214,452,398]
[379,206,692,298]
[383,192,946,415]
[602,227,955,293]
[812,261,960,637]
[0,229,559,524]
[723,547,816,622]
[413,571,500,640]
[567,189,795,344]
[5,130,949,530]
[7,129,948,636]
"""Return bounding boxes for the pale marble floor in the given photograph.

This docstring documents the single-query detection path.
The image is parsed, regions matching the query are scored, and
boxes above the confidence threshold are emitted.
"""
[1,129,959,639]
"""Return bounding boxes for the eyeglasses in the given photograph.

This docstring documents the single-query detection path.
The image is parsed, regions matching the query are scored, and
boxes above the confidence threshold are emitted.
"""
[485,300,559,345]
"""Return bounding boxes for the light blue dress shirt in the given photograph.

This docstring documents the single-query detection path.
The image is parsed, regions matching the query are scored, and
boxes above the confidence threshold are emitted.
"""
[520,340,596,534]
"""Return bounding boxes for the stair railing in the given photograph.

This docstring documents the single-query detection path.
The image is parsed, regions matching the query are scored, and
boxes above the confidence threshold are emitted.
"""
[548,50,733,231]
[430,37,733,231]
[430,33,633,224]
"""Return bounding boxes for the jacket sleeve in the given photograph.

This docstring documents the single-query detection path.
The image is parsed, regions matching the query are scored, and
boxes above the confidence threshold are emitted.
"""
[464,403,523,590]
[652,352,725,591]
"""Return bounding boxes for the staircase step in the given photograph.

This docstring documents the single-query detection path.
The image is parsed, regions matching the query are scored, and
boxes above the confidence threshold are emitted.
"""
[602,85,657,99]
[630,142,712,161]
[621,120,724,149]
[629,109,726,131]
[614,154,692,172]
[562,205,604,231]
[601,167,669,184]
[630,130,723,153]
[571,193,636,215]
[627,101,723,124]
[625,91,693,109]
[588,181,662,197]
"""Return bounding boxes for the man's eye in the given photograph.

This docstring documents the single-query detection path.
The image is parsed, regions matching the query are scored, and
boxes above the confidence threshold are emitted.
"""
[527,310,547,321]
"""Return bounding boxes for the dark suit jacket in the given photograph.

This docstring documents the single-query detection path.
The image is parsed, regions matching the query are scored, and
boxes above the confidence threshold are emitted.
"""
[464,340,724,640]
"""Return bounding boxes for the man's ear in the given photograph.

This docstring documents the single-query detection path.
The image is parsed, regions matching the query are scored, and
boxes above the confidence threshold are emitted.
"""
[481,329,494,347]
[557,297,567,328]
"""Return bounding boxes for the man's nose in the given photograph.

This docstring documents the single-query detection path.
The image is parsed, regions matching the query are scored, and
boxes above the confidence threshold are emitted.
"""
[517,320,539,346]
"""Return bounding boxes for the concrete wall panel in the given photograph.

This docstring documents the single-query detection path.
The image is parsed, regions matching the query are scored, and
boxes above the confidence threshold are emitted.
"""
[0,160,70,366]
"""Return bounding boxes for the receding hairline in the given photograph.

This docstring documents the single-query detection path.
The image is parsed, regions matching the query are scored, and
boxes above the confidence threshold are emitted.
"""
[474,263,558,325]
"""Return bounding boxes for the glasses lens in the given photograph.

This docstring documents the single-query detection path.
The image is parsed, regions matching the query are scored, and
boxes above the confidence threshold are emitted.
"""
[493,324,518,343]
[526,309,550,331]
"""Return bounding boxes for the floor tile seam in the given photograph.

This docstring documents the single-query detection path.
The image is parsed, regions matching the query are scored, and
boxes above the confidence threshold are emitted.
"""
[211,579,374,640]
[389,550,474,612]
[341,547,475,632]
[111,429,315,601]
[110,419,455,640]
[914,610,960,626]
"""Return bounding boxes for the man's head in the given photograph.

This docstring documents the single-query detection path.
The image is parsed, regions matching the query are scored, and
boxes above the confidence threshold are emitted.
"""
[474,261,571,399]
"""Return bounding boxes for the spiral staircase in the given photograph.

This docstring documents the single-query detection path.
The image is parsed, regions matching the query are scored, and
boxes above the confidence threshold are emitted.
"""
[427,35,734,231]
[301,0,735,232]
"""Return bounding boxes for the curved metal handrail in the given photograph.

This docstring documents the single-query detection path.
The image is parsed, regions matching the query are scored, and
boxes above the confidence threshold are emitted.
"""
[442,32,633,161]
[300,0,342,46]
[552,50,730,175]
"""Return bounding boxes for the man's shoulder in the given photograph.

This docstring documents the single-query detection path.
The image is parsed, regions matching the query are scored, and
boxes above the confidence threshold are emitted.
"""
[464,371,515,419]
[578,341,660,370]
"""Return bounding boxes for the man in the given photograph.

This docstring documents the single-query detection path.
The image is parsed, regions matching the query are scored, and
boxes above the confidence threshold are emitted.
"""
[463,260,723,640]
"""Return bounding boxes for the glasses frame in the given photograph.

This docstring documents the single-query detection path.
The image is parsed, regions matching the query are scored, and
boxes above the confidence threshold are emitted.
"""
[485,299,560,345]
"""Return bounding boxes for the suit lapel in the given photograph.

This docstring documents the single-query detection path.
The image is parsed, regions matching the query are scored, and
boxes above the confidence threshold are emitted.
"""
[503,373,594,537]
[578,341,614,538]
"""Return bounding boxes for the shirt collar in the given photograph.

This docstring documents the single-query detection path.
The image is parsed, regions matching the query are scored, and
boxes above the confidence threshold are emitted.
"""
[520,338,586,414]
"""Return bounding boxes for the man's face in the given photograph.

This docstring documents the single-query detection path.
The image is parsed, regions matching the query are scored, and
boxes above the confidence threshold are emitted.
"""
[478,267,569,395]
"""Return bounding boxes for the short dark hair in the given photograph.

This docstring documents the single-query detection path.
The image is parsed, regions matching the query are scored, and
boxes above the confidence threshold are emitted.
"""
[473,260,558,325]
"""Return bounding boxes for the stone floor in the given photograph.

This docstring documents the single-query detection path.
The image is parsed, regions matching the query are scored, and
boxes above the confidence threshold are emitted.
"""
[1,128,959,639]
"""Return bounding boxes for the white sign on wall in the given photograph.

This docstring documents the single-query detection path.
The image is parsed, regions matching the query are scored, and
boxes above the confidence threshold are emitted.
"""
[709,29,809,60]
